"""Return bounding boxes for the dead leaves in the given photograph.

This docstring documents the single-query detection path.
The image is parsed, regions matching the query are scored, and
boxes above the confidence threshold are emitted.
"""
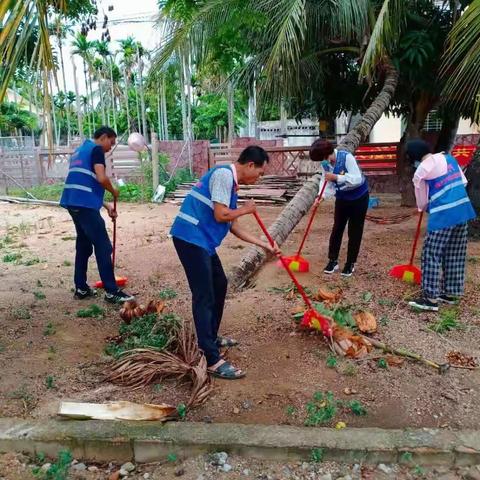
[332,324,372,359]
[314,287,342,304]
[447,351,479,368]
[354,311,377,334]
[119,300,166,324]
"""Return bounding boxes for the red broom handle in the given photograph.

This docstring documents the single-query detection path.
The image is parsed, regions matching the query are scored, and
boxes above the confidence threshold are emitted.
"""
[253,212,313,309]
[409,211,424,265]
[112,197,117,269]
[295,179,328,257]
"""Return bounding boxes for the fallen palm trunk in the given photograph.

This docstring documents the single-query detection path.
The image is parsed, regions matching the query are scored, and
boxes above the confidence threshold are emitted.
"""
[106,321,212,408]
[229,62,399,291]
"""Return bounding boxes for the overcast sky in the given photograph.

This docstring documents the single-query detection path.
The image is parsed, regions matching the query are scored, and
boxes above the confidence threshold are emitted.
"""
[59,0,160,95]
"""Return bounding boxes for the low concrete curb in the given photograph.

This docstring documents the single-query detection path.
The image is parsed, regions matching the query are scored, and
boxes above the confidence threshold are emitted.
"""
[1,418,480,466]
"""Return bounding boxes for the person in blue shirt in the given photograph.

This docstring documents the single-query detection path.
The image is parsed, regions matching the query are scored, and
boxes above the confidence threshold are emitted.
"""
[309,139,369,277]
[60,127,134,304]
[170,146,280,380]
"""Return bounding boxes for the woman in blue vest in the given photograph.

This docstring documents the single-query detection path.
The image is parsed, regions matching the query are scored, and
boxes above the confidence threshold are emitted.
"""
[309,139,369,277]
[170,146,280,380]
[60,126,134,304]
[406,139,476,311]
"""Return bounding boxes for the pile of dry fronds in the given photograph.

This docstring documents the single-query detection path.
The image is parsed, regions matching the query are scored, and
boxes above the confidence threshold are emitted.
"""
[106,320,212,408]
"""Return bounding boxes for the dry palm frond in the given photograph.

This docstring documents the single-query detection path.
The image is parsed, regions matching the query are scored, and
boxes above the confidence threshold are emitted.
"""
[106,321,212,408]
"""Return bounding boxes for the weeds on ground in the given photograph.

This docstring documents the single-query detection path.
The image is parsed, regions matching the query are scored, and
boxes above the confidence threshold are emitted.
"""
[43,323,56,336]
[0,234,14,249]
[286,405,297,417]
[45,375,55,390]
[105,312,181,358]
[177,403,187,420]
[34,291,46,300]
[429,308,461,334]
[32,449,72,480]
[76,304,104,318]
[8,385,35,412]
[13,307,31,320]
[62,260,72,267]
[310,448,324,463]
[159,287,178,300]
[3,252,22,263]
[326,354,338,368]
[377,358,388,369]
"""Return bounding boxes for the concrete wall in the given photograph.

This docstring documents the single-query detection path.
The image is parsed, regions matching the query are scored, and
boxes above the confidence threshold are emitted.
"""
[369,114,402,143]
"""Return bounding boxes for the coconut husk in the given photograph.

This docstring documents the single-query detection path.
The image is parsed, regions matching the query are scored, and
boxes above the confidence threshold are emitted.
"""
[332,324,372,358]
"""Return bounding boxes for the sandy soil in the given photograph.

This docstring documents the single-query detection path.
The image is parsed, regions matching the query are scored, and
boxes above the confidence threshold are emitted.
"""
[0,196,479,430]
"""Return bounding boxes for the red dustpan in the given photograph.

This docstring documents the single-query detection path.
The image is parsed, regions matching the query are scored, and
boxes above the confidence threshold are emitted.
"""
[389,211,424,284]
[95,198,128,289]
[253,212,332,338]
[279,179,328,273]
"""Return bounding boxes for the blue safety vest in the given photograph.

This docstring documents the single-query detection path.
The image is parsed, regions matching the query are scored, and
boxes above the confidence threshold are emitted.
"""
[426,154,476,232]
[170,165,238,255]
[333,150,369,201]
[60,139,105,210]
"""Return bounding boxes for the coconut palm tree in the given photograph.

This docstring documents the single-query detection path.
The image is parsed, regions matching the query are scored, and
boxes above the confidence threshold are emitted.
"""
[72,33,95,137]
[95,40,118,132]
[92,57,107,125]
[119,37,138,132]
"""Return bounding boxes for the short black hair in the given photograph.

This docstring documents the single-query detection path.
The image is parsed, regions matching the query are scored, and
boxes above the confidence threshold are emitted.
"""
[405,139,431,164]
[93,126,117,139]
[237,146,269,166]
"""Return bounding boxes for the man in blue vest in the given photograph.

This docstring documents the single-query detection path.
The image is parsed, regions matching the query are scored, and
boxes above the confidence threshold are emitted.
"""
[170,146,280,380]
[60,127,134,304]
[406,139,477,311]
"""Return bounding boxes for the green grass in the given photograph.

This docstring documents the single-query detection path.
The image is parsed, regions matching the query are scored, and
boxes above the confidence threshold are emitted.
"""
[326,354,338,368]
[177,403,187,420]
[105,312,181,358]
[310,448,324,463]
[305,391,338,426]
[62,260,72,267]
[159,287,178,300]
[3,252,22,263]
[9,183,64,201]
[429,308,461,334]
[34,291,46,300]
[13,307,31,320]
[45,375,55,390]
[22,257,41,266]
[76,304,104,318]
[377,358,388,369]
[43,323,56,336]
[32,449,72,480]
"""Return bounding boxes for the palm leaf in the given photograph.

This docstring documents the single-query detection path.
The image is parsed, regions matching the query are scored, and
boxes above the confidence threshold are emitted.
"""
[441,0,480,122]
[359,0,408,80]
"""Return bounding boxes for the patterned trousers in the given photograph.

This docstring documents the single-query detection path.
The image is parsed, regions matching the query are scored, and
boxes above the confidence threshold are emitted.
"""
[421,222,468,299]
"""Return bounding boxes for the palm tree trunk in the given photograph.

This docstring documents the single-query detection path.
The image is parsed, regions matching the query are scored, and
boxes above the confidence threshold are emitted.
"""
[435,114,460,152]
[98,76,106,125]
[227,79,235,144]
[248,78,257,138]
[157,79,163,140]
[123,66,131,132]
[180,58,188,140]
[83,60,92,137]
[109,59,118,132]
[135,75,142,133]
[58,39,71,145]
[136,46,148,142]
[162,75,169,140]
[87,67,95,130]
[228,61,399,290]
[48,76,60,147]
[72,59,83,138]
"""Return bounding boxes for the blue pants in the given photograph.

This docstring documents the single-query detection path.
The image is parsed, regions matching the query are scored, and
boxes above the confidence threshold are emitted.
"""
[68,207,117,294]
[173,237,227,367]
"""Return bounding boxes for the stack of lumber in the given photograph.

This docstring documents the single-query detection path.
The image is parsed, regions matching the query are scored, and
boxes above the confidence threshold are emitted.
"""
[167,175,304,205]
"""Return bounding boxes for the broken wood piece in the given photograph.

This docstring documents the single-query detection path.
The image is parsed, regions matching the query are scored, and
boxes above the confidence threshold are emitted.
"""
[58,401,177,421]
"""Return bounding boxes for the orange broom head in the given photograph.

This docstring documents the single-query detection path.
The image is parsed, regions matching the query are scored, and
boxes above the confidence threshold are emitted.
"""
[389,264,421,285]
[300,309,333,338]
[277,255,310,273]
[94,276,128,289]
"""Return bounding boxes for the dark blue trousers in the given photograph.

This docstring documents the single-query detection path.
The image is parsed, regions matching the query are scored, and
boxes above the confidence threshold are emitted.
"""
[68,207,117,294]
[173,237,227,367]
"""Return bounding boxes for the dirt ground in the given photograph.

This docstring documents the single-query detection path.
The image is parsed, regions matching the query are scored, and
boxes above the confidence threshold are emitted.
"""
[1,451,477,480]
[0,196,479,430]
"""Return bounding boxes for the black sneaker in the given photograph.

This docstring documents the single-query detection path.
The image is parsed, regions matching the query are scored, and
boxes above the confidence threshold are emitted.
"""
[437,294,459,305]
[408,297,439,312]
[104,289,135,304]
[74,287,97,300]
[341,263,355,277]
[324,260,339,274]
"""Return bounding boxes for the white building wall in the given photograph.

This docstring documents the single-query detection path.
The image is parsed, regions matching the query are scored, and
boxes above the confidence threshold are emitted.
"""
[369,114,402,143]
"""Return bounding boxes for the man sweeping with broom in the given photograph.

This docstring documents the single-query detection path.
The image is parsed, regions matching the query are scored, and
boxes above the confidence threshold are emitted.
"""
[60,127,135,304]
[406,139,476,311]
[170,146,280,380]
